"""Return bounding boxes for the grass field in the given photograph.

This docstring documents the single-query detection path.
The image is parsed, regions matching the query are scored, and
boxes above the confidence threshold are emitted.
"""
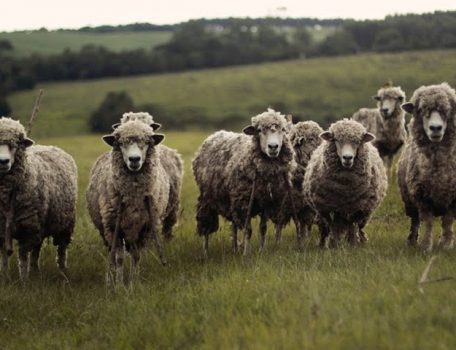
[0,132,456,349]
[0,30,172,56]
[8,49,456,137]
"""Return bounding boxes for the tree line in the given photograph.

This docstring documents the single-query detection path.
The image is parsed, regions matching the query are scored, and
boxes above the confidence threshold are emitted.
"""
[2,11,456,117]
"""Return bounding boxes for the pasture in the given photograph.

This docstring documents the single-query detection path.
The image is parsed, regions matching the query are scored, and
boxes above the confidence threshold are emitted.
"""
[0,132,455,349]
[0,30,172,56]
[8,49,456,137]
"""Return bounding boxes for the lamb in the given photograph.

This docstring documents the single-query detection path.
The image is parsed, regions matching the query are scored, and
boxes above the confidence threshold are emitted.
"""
[397,83,456,252]
[352,83,407,177]
[0,117,77,279]
[270,121,323,248]
[112,111,162,131]
[192,108,294,256]
[86,120,183,283]
[304,119,387,247]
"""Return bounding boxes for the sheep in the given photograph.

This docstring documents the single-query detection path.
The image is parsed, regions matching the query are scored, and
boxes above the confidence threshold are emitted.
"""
[352,83,407,177]
[304,118,387,248]
[86,120,183,283]
[397,82,456,252]
[270,121,323,248]
[0,117,77,279]
[112,111,162,131]
[192,108,294,256]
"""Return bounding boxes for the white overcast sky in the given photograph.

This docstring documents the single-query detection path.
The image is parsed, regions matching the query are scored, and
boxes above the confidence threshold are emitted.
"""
[1,0,455,31]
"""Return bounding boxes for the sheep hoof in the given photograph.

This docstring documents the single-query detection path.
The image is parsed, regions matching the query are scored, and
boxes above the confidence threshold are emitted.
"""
[407,234,418,247]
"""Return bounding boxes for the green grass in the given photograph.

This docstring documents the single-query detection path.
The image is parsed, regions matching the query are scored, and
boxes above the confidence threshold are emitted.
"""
[1,132,456,349]
[8,49,456,137]
[0,30,172,56]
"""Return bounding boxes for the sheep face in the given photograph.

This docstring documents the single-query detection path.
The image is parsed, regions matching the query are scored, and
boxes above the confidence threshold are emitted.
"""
[320,120,375,169]
[103,120,164,172]
[0,139,33,174]
[243,109,290,158]
[422,111,447,142]
[373,87,405,119]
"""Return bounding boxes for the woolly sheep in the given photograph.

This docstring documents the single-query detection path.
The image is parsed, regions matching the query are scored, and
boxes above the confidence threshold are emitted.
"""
[270,121,323,248]
[304,119,387,247]
[397,82,456,252]
[0,117,77,279]
[86,120,183,283]
[192,109,294,256]
[352,84,407,177]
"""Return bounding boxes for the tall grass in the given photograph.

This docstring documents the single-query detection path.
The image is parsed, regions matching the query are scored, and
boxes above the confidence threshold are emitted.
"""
[0,132,455,349]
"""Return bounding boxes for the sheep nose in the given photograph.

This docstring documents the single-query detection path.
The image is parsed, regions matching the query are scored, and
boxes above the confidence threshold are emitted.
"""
[381,108,389,114]
[430,125,442,133]
[268,144,278,151]
[343,155,353,161]
[0,158,9,165]
[128,156,140,163]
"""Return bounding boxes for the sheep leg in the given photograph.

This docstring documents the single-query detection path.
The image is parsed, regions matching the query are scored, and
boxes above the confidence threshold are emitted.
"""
[243,176,256,257]
[439,213,454,250]
[29,242,42,274]
[231,225,238,253]
[146,197,167,266]
[420,211,434,253]
[129,245,140,283]
[203,233,209,257]
[347,223,359,246]
[4,208,13,257]
[274,225,283,243]
[318,215,330,249]
[408,214,420,246]
[115,243,125,284]
[0,244,8,278]
[56,244,68,272]
[18,245,29,281]
[242,224,253,257]
[329,215,343,248]
[259,215,267,251]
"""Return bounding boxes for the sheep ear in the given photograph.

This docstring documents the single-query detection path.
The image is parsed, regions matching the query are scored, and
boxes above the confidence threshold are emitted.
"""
[151,122,162,131]
[372,95,381,101]
[362,132,376,143]
[319,131,334,142]
[285,114,292,124]
[102,135,116,146]
[243,126,257,135]
[151,134,165,145]
[22,137,34,148]
[401,102,414,114]
[111,123,121,130]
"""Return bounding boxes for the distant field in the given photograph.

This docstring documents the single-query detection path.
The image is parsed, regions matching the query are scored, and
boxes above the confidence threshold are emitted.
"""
[0,132,455,349]
[0,30,172,56]
[8,49,456,138]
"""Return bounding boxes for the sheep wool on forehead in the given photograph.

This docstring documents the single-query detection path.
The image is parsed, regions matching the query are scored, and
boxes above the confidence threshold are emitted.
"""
[0,117,27,142]
[411,83,456,112]
[377,86,405,99]
[120,111,155,125]
[113,120,154,141]
[251,109,288,129]
[328,118,367,143]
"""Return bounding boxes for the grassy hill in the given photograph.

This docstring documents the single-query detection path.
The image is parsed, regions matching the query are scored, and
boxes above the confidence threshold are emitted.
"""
[0,132,455,349]
[0,30,172,56]
[8,49,456,137]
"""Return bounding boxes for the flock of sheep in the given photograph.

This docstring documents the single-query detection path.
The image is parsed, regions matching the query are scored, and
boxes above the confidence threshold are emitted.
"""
[0,82,455,284]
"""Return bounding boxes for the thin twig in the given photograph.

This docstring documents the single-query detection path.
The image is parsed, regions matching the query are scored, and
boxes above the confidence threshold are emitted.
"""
[419,255,437,284]
[419,276,454,285]
[26,89,44,136]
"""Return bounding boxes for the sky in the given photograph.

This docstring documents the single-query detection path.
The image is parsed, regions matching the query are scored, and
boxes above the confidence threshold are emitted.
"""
[1,0,455,31]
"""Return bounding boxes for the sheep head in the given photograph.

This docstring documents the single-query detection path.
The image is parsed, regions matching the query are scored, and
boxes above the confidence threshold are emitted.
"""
[402,83,456,144]
[372,85,405,119]
[0,117,34,175]
[320,119,375,169]
[103,120,164,172]
[243,108,291,159]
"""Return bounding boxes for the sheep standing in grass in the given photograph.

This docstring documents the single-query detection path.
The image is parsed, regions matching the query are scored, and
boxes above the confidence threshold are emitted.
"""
[192,109,294,256]
[0,118,77,279]
[352,84,407,177]
[304,119,387,247]
[397,83,456,252]
[86,120,183,283]
[270,121,323,248]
